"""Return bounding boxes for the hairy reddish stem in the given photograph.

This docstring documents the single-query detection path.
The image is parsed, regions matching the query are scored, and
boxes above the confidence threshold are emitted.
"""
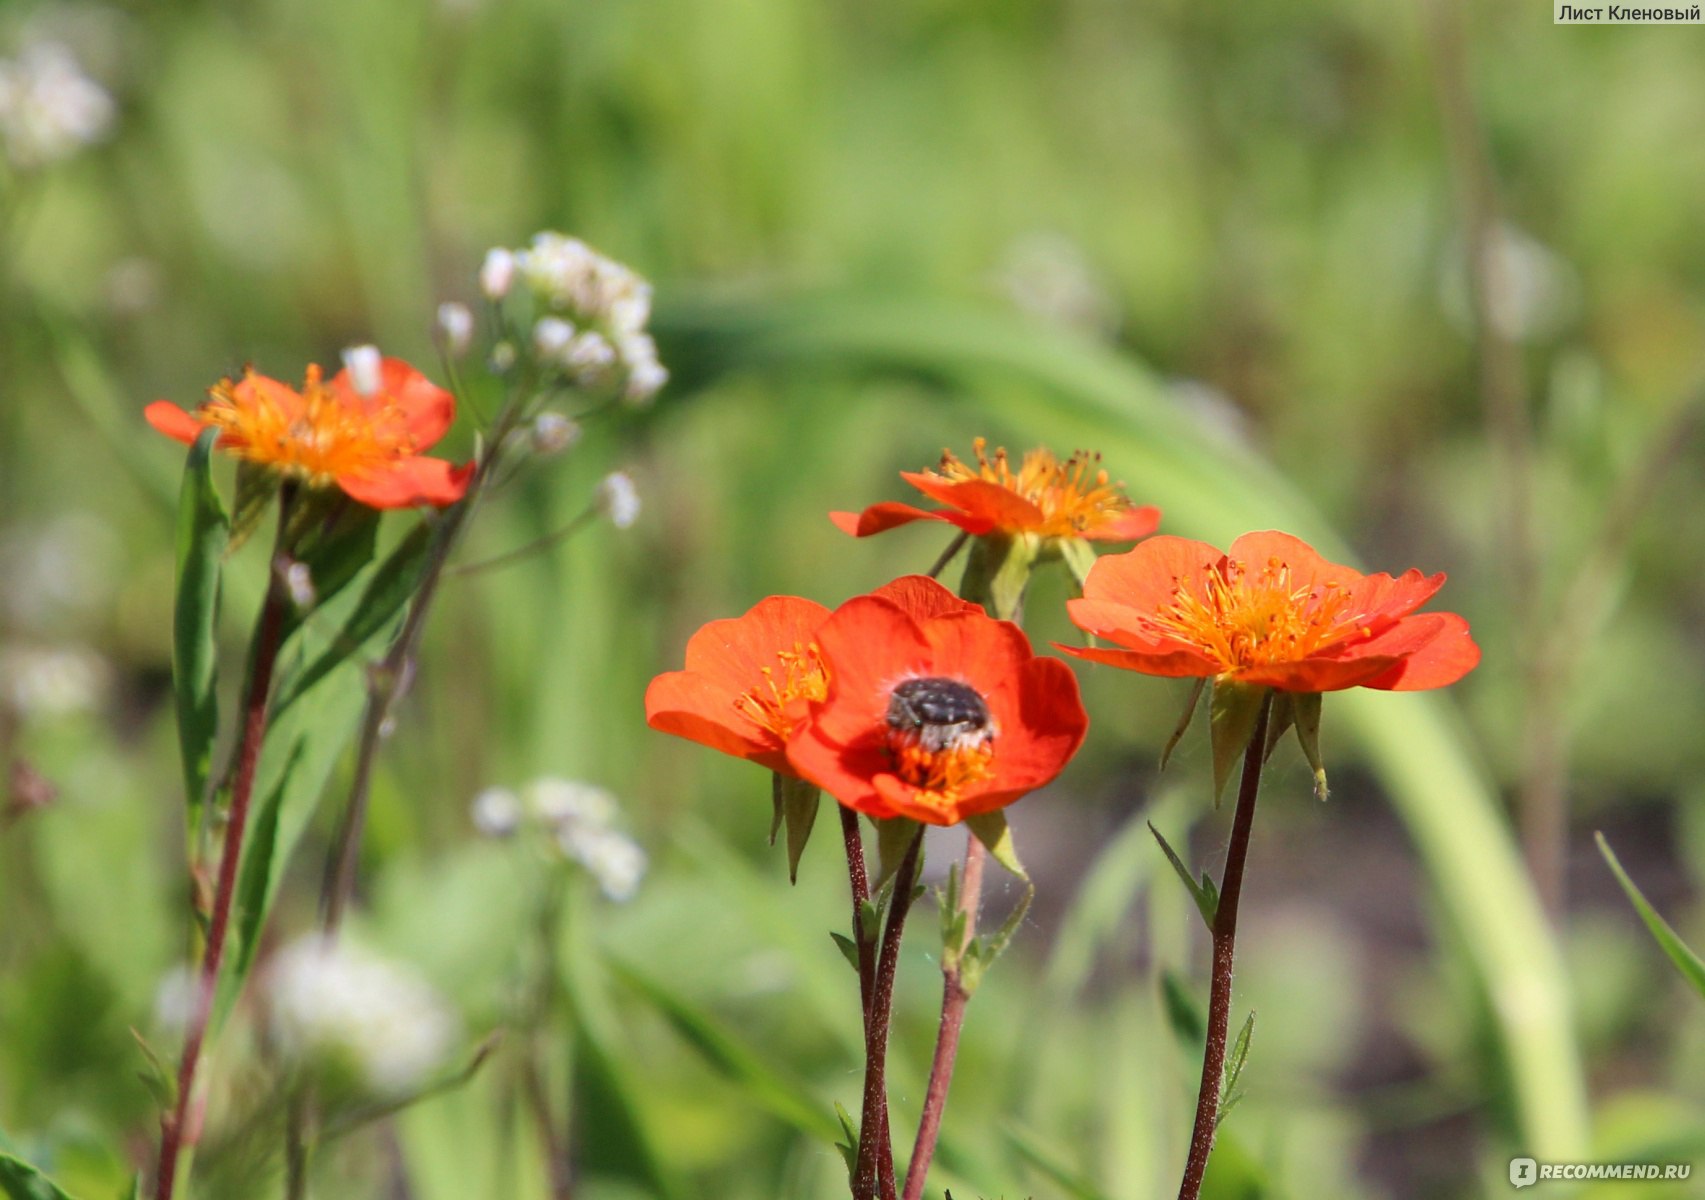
[902,834,983,1200]
[155,545,292,1200]
[840,806,894,1185]
[1176,693,1271,1200]
[853,828,922,1200]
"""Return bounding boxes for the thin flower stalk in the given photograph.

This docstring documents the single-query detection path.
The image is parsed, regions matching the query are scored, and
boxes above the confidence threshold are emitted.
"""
[854,827,923,1200]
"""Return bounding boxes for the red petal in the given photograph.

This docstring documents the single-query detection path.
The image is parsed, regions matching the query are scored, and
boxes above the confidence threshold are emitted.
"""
[1082,504,1162,543]
[831,502,961,537]
[785,725,901,820]
[1236,655,1401,692]
[644,671,789,772]
[1344,568,1446,625]
[144,401,205,446]
[1356,613,1481,691]
[1226,530,1365,596]
[870,575,982,620]
[1056,641,1221,678]
[336,456,473,509]
[329,357,456,450]
[680,595,831,690]
[901,473,1043,534]
[232,372,304,421]
[1078,535,1225,612]
[808,596,931,746]
[981,656,1088,794]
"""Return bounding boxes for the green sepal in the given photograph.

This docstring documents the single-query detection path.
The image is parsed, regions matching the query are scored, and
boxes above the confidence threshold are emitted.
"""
[227,460,279,555]
[959,532,1039,621]
[832,1103,859,1182]
[1160,677,1208,771]
[1291,692,1328,800]
[1261,692,1295,763]
[829,931,861,974]
[857,899,882,944]
[767,774,822,885]
[130,1027,176,1110]
[282,497,381,627]
[1059,536,1098,594]
[1217,1010,1256,1129]
[1209,681,1267,806]
[872,815,923,892]
[172,428,228,833]
[966,809,1027,881]
[1149,821,1216,929]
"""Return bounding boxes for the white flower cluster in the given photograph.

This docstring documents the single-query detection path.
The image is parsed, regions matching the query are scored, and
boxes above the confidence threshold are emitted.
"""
[479,233,667,405]
[594,471,640,530]
[470,777,647,902]
[0,644,108,719]
[0,42,113,170]
[264,936,458,1096]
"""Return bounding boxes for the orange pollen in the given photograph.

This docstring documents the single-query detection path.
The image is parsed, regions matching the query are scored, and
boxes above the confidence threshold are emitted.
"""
[930,436,1134,537]
[733,642,829,740]
[882,676,997,799]
[199,364,416,482]
[1147,556,1367,671]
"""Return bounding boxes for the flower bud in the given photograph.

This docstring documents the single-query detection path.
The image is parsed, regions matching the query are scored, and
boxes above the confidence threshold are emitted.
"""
[341,344,383,396]
[435,301,474,357]
[530,412,581,456]
[479,248,516,300]
[470,786,523,837]
[532,316,575,362]
[594,472,640,530]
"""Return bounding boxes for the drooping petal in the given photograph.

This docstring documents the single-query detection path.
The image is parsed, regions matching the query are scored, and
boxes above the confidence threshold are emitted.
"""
[901,473,1046,533]
[830,502,963,538]
[1055,641,1221,678]
[336,456,474,509]
[1082,504,1162,543]
[144,400,205,446]
[1236,654,1402,693]
[1356,613,1482,691]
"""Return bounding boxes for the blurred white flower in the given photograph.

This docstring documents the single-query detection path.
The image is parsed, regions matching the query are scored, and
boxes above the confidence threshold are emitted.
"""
[530,411,581,456]
[470,786,523,837]
[563,331,616,380]
[152,964,198,1037]
[563,827,647,902]
[993,231,1118,337]
[595,472,640,530]
[435,301,474,357]
[524,777,617,829]
[265,936,458,1096]
[341,344,383,396]
[0,513,118,631]
[500,777,648,901]
[0,41,113,170]
[1441,223,1580,343]
[619,334,668,406]
[0,644,108,718]
[282,561,316,610]
[531,315,575,361]
[479,248,516,300]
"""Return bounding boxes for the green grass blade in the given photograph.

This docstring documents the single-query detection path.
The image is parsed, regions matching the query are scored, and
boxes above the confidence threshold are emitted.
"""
[172,428,228,832]
[1596,832,1705,997]
[0,1154,80,1200]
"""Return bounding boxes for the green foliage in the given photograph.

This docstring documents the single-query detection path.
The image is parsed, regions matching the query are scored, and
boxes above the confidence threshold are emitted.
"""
[170,428,226,829]
[1596,833,1705,998]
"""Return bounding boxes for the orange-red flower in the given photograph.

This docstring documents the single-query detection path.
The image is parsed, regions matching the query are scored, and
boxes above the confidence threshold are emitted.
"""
[1061,531,1479,692]
[785,592,1088,826]
[831,438,1160,544]
[644,576,979,777]
[146,358,473,509]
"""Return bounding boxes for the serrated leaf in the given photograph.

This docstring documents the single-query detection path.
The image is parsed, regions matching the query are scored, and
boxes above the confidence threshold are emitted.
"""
[1292,691,1328,800]
[227,460,277,555]
[1161,968,1206,1049]
[0,1154,80,1200]
[776,775,821,885]
[965,809,1026,881]
[271,521,433,717]
[872,816,923,892]
[1209,681,1267,806]
[829,931,861,973]
[1160,677,1207,771]
[172,428,228,834]
[1148,821,1216,929]
[1597,833,1705,998]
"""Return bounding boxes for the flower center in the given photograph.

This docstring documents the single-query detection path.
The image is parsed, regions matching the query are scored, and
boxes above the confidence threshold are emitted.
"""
[201,365,415,481]
[1148,555,1369,671]
[883,676,996,795]
[734,642,828,741]
[932,437,1135,537]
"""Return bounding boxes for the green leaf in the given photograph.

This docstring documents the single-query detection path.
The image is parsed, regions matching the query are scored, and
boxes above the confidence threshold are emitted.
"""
[130,1027,176,1109]
[1160,969,1206,1049]
[872,816,922,892]
[271,521,432,717]
[1596,833,1705,998]
[280,498,382,636]
[771,774,821,885]
[1160,677,1207,772]
[1208,681,1267,806]
[1219,1009,1256,1126]
[227,460,277,555]
[829,931,861,974]
[962,880,1033,995]
[229,744,293,984]
[172,428,227,831]
[1261,691,1295,763]
[0,1154,80,1200]
[965,809,1027,881]
[614,963,842,1142]
[1148,822,1216,929]
[833,1103,859,1182]
[571,1021,677,1196]
[1291,692,1328,800]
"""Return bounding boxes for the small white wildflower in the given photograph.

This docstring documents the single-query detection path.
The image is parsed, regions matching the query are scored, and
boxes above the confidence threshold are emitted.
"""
[435,301,474,357]
[0,42,114,170]
[531,315,576,362]
[152,965,199,1037]
[518,232,598,310]
[619,334,668,406]
[283,561,316,610]
[470,786,523,838]
[479,248,516,300]
[594,472,640,530]
[266,936,458,1096]
[563,331,616,383]
[341,344,384,396]
[0,644,108,718]
[524,777,617,830]
[563,828,647,902]
[530,412,581,456]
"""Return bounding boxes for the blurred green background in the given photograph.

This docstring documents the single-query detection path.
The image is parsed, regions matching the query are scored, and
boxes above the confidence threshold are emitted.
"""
[3,0,1704,1197]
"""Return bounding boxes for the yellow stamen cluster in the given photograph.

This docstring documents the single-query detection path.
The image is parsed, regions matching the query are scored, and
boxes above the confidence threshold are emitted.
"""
[930,436,1134,537]
[200,366,413,482]
[884,729,996,799]
[733,643,829,740]
[1148,556,1370,670]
